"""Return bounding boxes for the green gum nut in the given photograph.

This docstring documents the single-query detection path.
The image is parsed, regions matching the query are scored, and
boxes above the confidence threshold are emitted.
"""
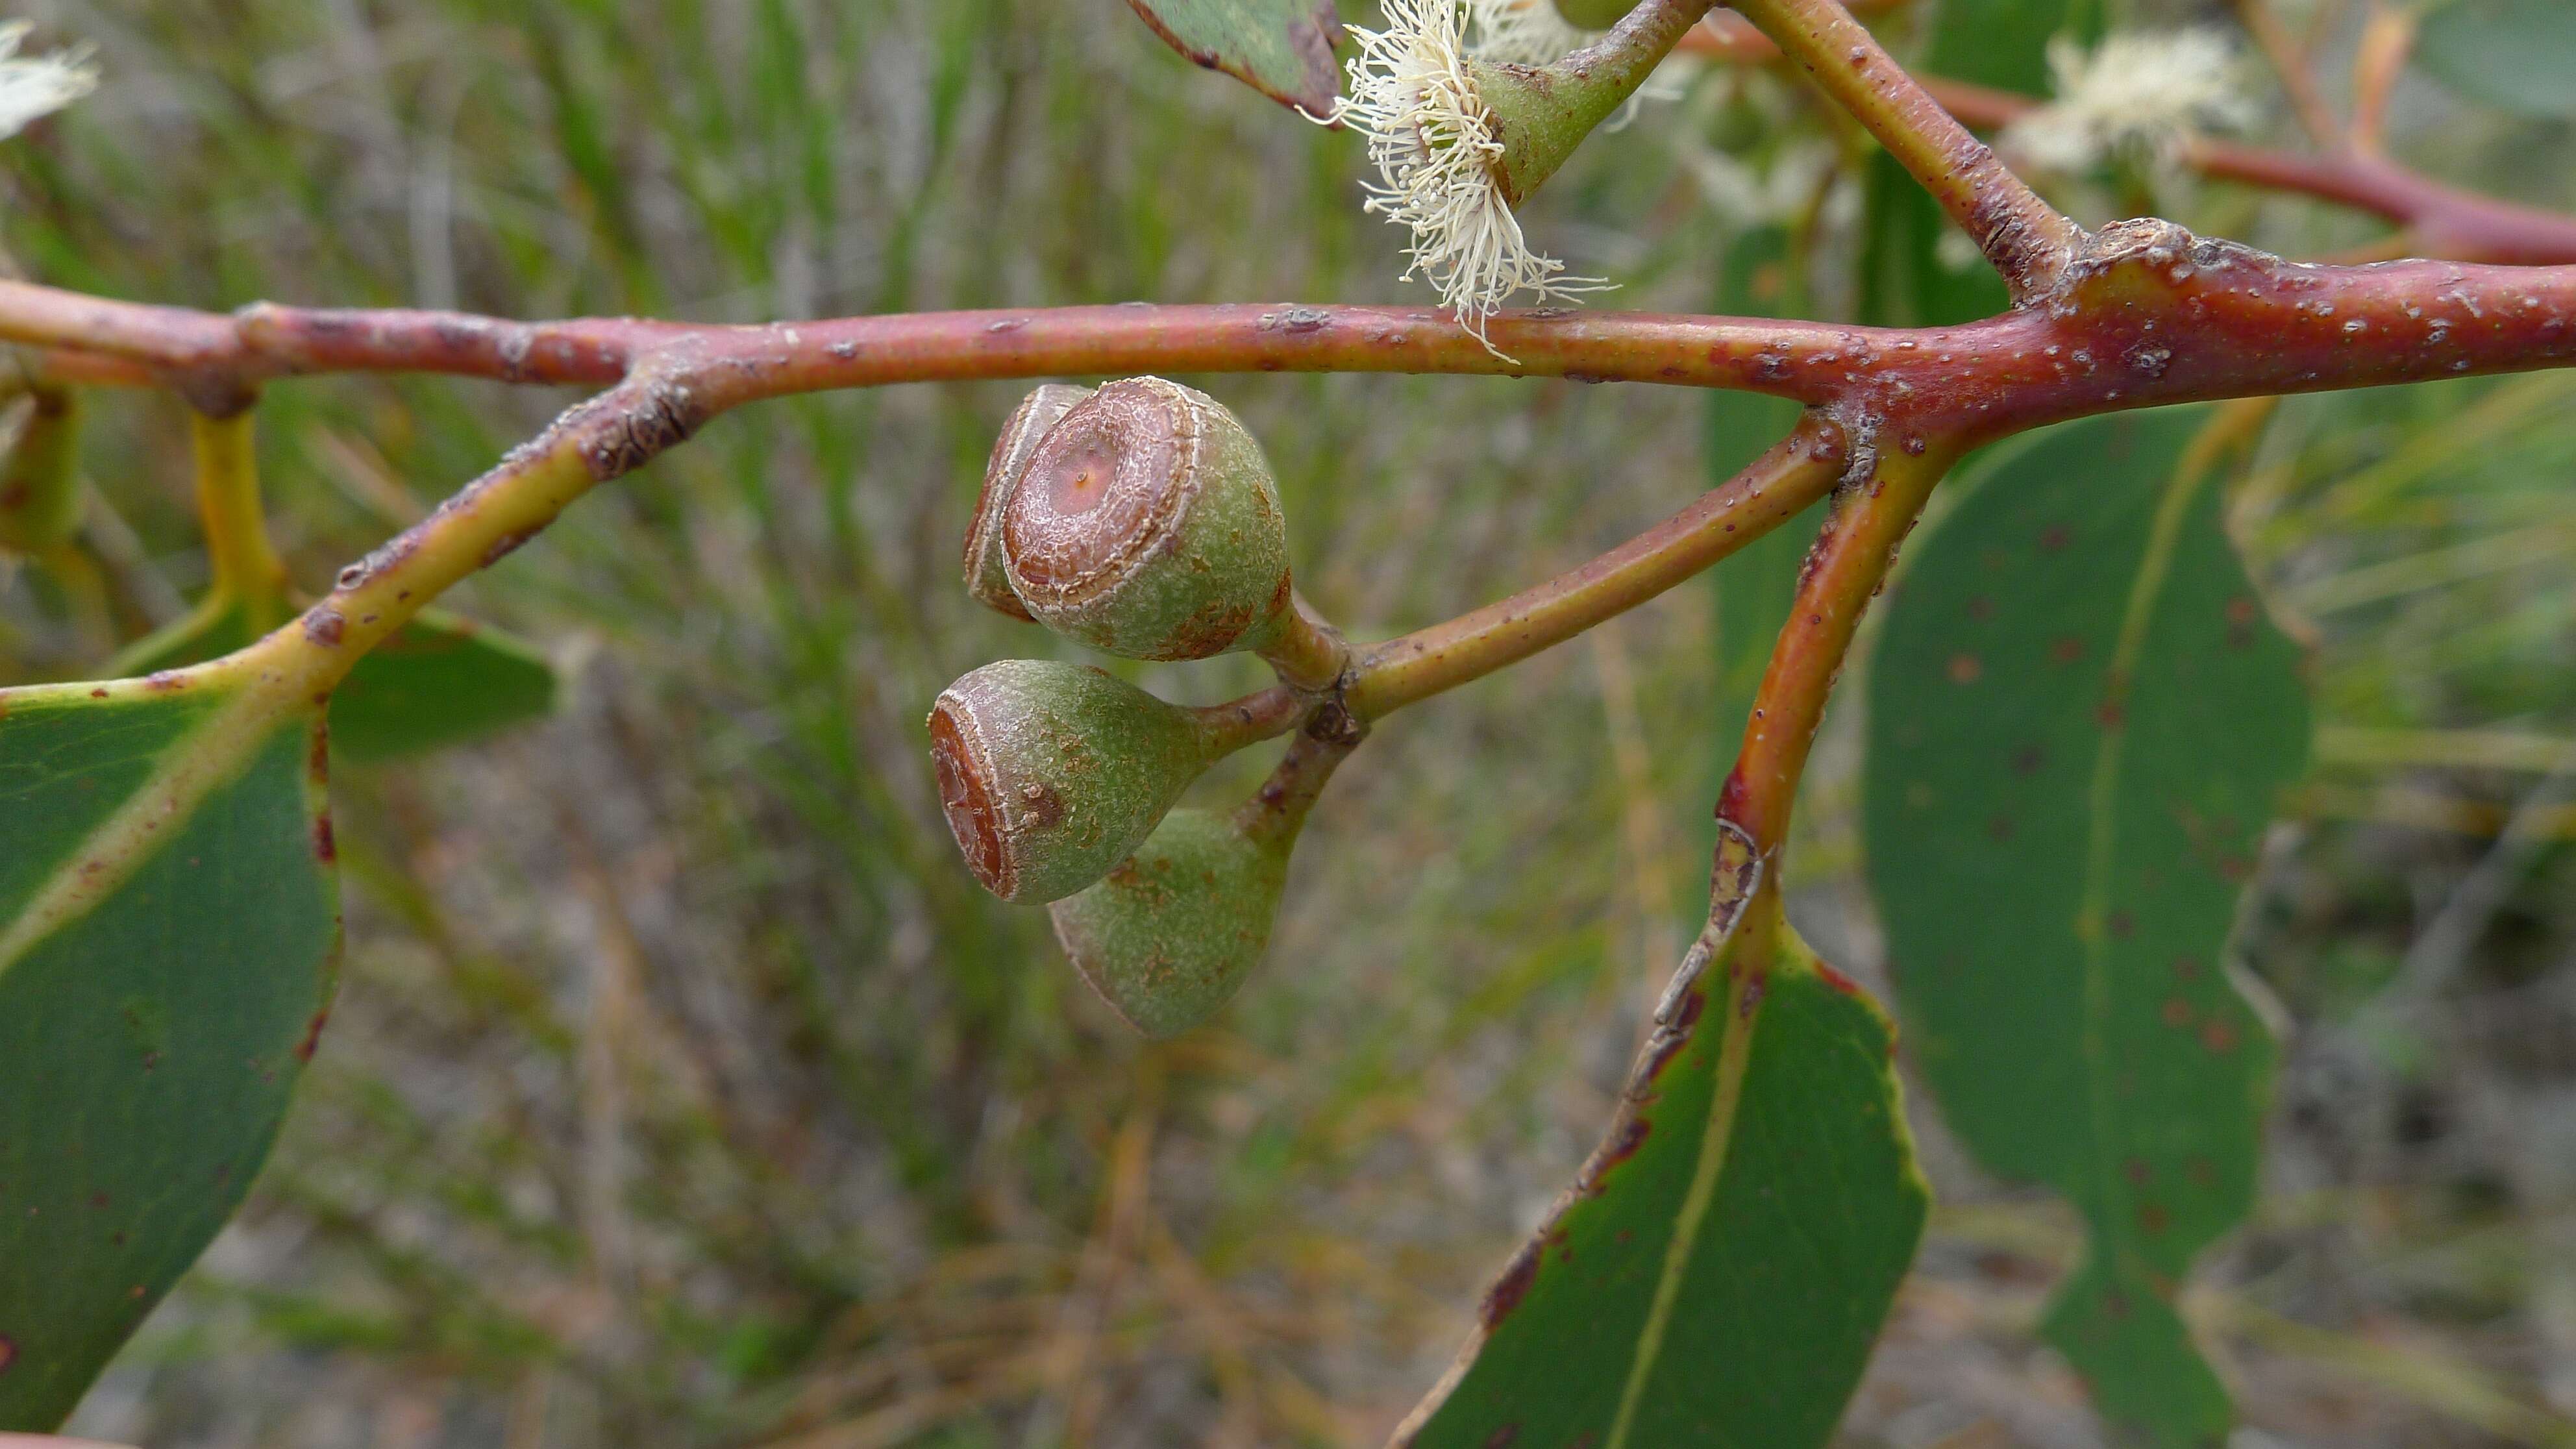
[963,383,1093,621]
[928,658,1219,903]
[1048,808,1294,1040]
[1002,377,1293,662]
[0,387,82,555]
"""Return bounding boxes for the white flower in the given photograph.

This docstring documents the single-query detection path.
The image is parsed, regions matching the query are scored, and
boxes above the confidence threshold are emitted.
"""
[1337,0,1607,352]
[2002,29,2255,175]
[0,22,95,143]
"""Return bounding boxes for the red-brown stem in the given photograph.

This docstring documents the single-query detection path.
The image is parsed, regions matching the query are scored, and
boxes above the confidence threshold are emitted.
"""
[1345,417,1847,718]
[1718,445,1954,856]
[12,243,2570,432]
[1232,715,1364,847]
[1907,79,2576,267]
[2185,145,2576,267]
[0,285,1844,402]
[1724,0,2083,301]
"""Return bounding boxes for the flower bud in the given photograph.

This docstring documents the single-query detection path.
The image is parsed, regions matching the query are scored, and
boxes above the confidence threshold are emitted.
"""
[1002,377,1293,662]
[963,383,1093,621]
[1049,808,1293,1039]
[928,659,1218,903]
[0,386,82,555]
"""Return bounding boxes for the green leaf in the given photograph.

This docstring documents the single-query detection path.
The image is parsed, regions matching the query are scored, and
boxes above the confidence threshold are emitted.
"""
[1397,896,1929,1449]
[1711,225,1818,747]
[326,613,558,765]
[0,673,339,1430]
[2415,0,2576,119]
[1859,156,2011,328]
[109,603,555,764]
[1859,0,2102,328]
[1124,0,1343,120]
[1863,406,2310,1446]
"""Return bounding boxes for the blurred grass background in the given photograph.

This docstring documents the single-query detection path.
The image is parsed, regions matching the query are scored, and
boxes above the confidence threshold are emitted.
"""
[0,1,2571,1445]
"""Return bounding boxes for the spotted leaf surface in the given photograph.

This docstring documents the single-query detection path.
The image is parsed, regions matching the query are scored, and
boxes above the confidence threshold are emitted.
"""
[1124,0,1342,119]
[1863,407,2309,1446]
[1396,909,1928,1449]
[0,675,338,1430]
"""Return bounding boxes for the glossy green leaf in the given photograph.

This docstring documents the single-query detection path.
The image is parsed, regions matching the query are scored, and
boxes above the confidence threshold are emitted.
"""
[2416,0,2576,119]
[1711,225,1818,748]
[1124,0,1343,119]
[110,602,554,764]
[1398,893,1929,1449]
[1860,0,2101,327]
[0,673,339,1430]
[1863,407,2309,1446]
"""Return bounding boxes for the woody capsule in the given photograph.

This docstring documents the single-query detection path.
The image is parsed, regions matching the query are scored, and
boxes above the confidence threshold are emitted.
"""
[1000,376,1300,663]
[932,377,1339,908]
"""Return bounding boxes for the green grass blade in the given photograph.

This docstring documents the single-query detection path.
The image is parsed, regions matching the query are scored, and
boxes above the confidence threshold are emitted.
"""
[0,676,339,1430]
[1863,406,2311,1446]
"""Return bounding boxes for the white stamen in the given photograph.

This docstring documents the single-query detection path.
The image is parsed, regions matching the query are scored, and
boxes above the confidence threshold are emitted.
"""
[2002,30,2255,176]
[1337,0,1609,353]
[0,22,95,143]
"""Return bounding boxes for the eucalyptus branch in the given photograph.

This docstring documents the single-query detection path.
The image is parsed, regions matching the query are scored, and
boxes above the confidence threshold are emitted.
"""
[1910,79,2576,267]
[1345,415,1846,717]
[1718,445,1953,857]
[1674,31,2576,267]
[1722,0,2083,300]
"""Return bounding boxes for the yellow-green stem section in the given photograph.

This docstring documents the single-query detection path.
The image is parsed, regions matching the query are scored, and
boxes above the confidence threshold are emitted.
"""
[1347,419,1844,718]
[225,376,687,711]
[190,410,290,629]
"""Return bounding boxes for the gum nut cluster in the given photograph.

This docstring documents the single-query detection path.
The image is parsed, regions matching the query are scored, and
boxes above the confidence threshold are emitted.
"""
[927,659,1222,904]
[997,376,1294,662]
[1048,808,1295,1040]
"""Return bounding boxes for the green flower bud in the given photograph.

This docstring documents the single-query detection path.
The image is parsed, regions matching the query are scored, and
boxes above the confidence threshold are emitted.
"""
[0,386,82,556]
[1049,808,1293,1040]
[1002,377,1293,662]
[963,383,1093,621]
[928,659,1220,903]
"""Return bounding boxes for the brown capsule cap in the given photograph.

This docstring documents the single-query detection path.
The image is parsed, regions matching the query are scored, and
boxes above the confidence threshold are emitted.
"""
[1002,377,1291,661]
[928,693,1013,895]
[963,384,1093,621]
